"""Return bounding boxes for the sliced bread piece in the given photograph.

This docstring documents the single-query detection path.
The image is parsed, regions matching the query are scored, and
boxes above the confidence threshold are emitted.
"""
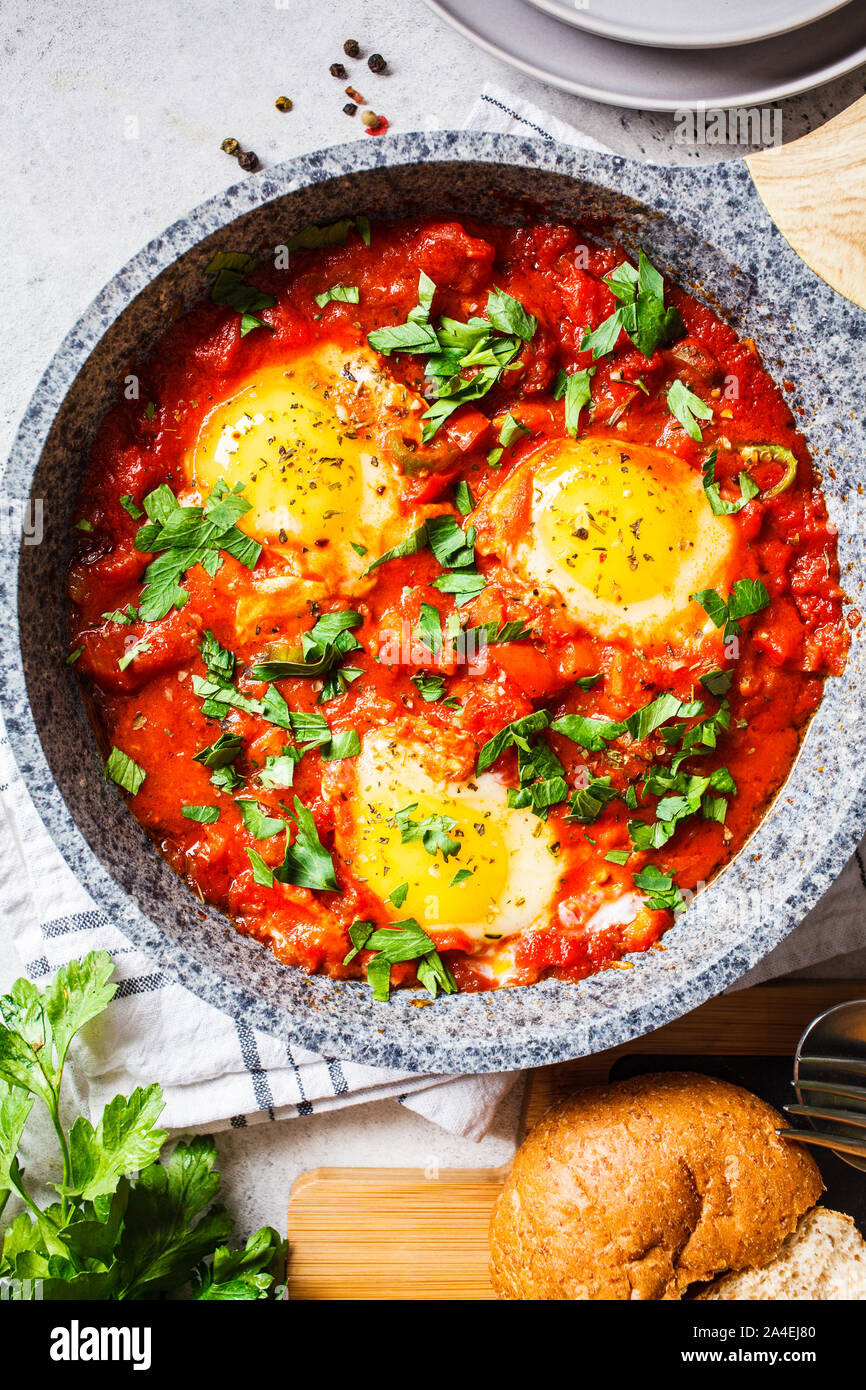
[700,1207,866,1300]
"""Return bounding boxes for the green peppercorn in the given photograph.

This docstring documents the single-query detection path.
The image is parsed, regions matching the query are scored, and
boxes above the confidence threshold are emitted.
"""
[275,95,293,112]
[220,137,240,157]
[367,53,387,73]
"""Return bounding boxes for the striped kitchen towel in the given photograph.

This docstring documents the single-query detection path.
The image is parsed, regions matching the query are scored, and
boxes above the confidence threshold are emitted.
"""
[0,710,516,1141]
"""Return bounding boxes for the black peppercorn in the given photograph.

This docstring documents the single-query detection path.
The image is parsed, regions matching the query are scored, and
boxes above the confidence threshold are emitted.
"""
[343,39,360,58]
[238,150,259,172]
[367,53,387,73]
[343,102,358,117]
[329,62,348,79]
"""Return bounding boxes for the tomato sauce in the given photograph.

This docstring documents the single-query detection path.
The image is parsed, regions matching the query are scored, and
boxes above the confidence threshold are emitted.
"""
[67,218,849,995]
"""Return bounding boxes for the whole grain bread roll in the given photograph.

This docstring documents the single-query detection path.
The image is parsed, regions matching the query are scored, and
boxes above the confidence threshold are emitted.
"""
[489,1071,823,1300]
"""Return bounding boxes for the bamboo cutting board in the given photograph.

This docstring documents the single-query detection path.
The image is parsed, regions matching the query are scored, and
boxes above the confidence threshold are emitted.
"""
[288,979,866,1300]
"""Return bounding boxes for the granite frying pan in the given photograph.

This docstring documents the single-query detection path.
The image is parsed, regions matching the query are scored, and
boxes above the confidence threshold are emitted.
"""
[1,132,863,1072]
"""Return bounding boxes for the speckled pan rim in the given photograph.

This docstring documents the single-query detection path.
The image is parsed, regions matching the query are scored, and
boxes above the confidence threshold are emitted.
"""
[1,131,864,1075]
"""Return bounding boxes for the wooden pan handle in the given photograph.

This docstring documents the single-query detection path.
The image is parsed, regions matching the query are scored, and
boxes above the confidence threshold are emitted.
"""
[746,94,866,310]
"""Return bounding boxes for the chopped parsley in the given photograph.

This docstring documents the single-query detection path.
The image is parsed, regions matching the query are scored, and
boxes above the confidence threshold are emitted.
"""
[182,804,220,824]
[258,749,301,790]
[579,249,684,362]
[667,379,713,442]
[692,578,770,642]
[454,480,475,516]
[248,611,364,703]
[105,746,146,796]
[287,217,370,252]
[117,637,152,672]
[368,275,536,442]
[701,450,760,515]
[350,919,457,1002]
[562,367,596,437]
[134,481,261,622]
[633,864,685,914]
[314,283,360,309]
[395,805,460,860]
[205,251,275,337]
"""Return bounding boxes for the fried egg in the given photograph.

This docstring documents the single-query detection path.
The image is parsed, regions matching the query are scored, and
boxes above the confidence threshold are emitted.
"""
[337,731,561,945]
[477,436,740,649]
[188,344,415,596]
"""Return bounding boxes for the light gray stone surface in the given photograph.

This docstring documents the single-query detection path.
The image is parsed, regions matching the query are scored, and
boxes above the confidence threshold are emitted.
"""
[2,0,864,1240]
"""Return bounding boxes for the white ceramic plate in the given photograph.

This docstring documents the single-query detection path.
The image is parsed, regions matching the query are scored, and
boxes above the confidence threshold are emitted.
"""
[424,0,866,110]
[525,0,852,50]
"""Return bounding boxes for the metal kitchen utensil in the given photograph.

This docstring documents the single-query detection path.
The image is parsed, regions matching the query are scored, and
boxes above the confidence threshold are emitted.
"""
[777,1000,866,1171]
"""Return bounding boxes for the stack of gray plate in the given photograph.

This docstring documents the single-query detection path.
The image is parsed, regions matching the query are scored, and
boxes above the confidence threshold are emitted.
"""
[424,0,865,110]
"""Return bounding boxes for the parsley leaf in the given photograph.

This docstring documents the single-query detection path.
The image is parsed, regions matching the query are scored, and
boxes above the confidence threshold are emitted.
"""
[395,804,460,860]
[549,713,624,752]
[314,283,360,309]
[273,798,337,892]
[361,920,457,1002]
[105,746,146,795]
[566,776,619,824]
[563,367,595,437]
[486,287,537,342]
[477,710,551,774]
[258,748,301,789]
[236,800,286,840]
[633,864,686,913]
[206,252,275,337]
[182,804,220,824]
[135,482,261,621]
[288,218,368,251]
[454,480,475,516]
[667,379,713,442]
[194,731,245,769]
[692,579,769,641]
[701,450,760,516]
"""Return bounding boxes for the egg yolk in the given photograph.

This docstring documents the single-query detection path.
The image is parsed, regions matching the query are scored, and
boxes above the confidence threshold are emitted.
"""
[497,436,739,647]
[535,439,705,607]
[340,735,559,943]
[352,791,509,930]
[191,361,366,553]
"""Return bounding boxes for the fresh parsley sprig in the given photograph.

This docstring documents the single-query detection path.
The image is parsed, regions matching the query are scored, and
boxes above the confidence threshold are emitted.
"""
[0,952,286,1300]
